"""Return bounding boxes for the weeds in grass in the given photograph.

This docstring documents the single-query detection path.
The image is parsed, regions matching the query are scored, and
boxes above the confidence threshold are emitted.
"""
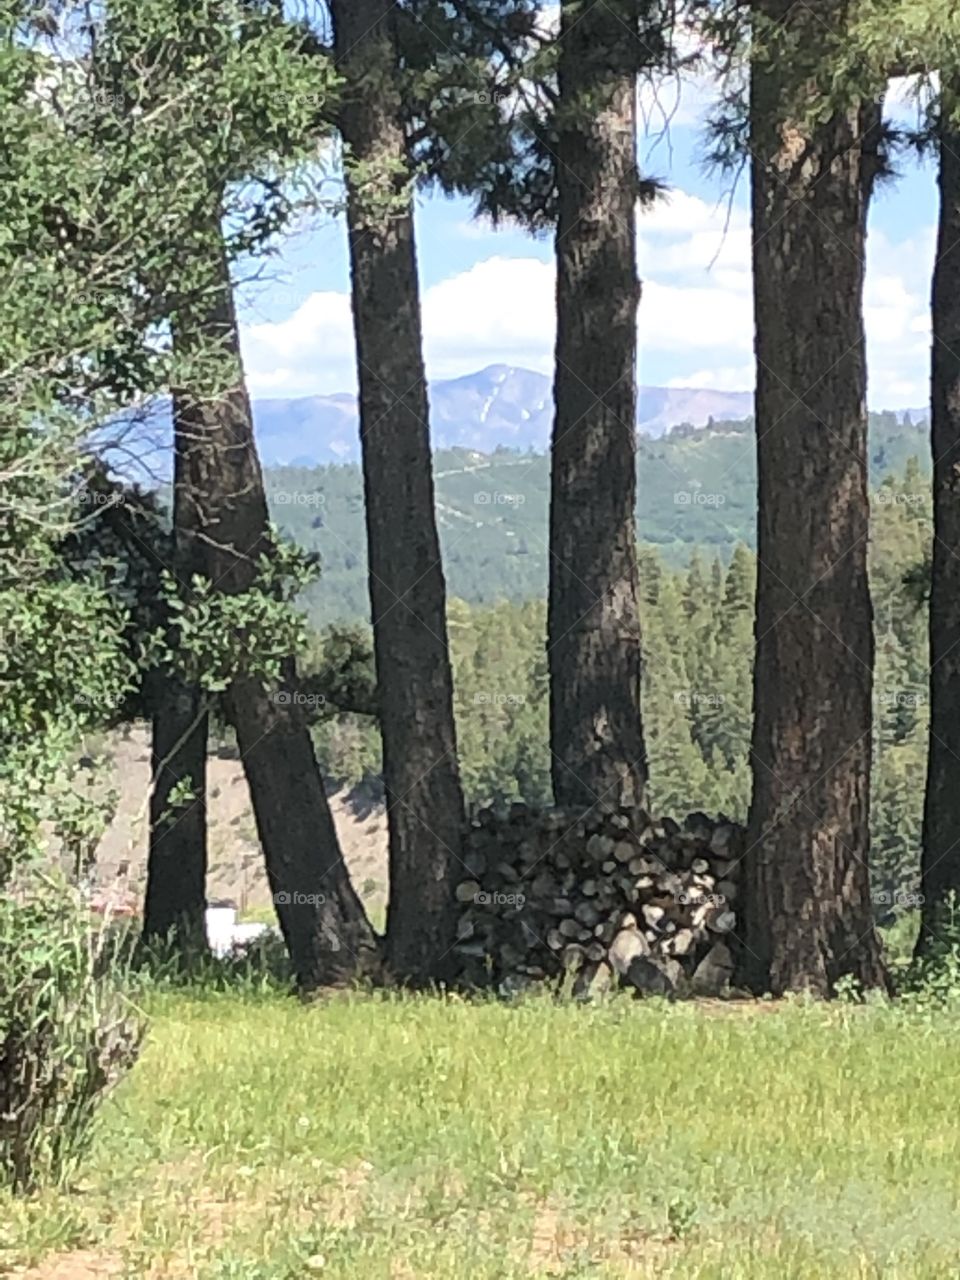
[112,925,295,997]
[4,988,960,1277]
[7,913,960,1275]
[0,875,144,1192]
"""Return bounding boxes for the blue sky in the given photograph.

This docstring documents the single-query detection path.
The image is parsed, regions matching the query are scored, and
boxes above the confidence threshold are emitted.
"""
[235,68,939,409]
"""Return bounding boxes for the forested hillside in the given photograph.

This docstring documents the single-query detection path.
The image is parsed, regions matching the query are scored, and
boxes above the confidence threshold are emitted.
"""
[270,413,930,624]
[306,453,928,911]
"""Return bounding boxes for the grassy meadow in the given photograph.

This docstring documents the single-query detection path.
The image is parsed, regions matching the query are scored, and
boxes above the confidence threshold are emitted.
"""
[3,989,960,1279]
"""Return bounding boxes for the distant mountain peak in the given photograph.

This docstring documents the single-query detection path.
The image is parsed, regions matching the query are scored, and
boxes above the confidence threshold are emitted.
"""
[129,365,918,471]
[249,365,754,465]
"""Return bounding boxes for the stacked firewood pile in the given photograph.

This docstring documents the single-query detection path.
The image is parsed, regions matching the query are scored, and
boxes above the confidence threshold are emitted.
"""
[451,806,745,999]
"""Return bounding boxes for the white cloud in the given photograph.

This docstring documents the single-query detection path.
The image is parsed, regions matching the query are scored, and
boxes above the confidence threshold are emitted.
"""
[242,291,356,397]
[668,364,754,392]
[423,256,555,378]
[239,184,934,411]
[865,226,935,406]
[640,279,752,353]
[639,189,752,284]
[643,187,747,236]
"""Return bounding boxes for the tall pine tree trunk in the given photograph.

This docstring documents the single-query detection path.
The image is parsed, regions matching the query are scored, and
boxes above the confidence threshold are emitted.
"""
[333,0,465,984]
[172,220,376,989]
[143,412,210,954]
[143,672,208,952]
[919,99,960,953]
[744,0,886,995]
[548,0,647,811]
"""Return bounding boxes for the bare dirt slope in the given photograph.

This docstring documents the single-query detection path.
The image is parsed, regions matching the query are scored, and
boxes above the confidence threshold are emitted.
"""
[92,725,389,922]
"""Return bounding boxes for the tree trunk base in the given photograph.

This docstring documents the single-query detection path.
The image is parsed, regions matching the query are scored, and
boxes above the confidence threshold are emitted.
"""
[228,677,379,990]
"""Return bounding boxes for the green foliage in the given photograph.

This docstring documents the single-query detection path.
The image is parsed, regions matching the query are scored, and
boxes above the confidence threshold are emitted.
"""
[0,0,337,1192]
[87,0,339,278]
[0,25,146,863]
[407,0,674,229]
[0,0,319,864]
[306,551,757,815]
[311,712,383,793]
[52,774,119,885]
[398,0,556,228]
[869,454,931,911]
[130,927,293,996]
[0,14,147,1190]
[301,625,381,791]
[0,876,144,1192]
[300,624,378,717]
[0,577,134,872]
[450,597,551,806]
[146,536,319,695]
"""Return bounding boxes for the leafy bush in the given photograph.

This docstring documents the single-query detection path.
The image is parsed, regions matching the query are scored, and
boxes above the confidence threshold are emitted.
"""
[0,876,144,1192]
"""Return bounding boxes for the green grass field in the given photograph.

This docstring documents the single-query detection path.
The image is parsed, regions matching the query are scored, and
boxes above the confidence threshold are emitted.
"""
[3,991,960,1279]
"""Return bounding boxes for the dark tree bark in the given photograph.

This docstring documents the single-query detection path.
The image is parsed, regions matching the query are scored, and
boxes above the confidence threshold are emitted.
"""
[143,672,208,952]
[332,0,466,984]
[743,0,886,996]
[143,401,210,955]
[548,0,647,811]
[172,223,377,989]
[918,100,960,954]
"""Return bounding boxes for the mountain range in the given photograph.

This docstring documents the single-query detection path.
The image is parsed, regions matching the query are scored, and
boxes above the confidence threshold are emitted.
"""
[251,365,757,465]
[117,364,927,476]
